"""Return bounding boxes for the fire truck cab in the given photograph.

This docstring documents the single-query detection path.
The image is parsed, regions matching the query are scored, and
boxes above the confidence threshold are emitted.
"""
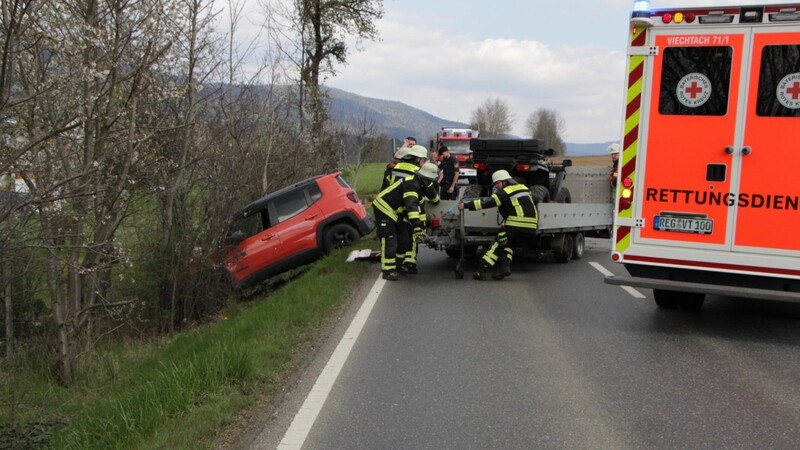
[606,1,800,309]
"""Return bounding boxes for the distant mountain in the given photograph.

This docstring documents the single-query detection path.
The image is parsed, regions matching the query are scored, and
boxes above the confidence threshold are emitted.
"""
[327,87,468,144]
[326,87,613,155]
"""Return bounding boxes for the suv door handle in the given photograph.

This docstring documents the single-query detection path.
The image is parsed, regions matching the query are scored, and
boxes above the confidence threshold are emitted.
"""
[304,214,318,220]
[261,234,276,241]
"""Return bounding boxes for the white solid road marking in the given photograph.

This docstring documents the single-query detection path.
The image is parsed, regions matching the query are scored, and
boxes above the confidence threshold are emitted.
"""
[589,261,647,299]
[277,275,386,449]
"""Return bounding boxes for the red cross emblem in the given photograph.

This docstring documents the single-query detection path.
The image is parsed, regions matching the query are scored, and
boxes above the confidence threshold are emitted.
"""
[684,81,704,99]
[786,81,800,100]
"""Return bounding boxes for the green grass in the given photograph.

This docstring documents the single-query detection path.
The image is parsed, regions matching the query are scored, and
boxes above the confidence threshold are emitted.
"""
[1,246,377,449]
[1,163,382,449]
[343,162,385,197]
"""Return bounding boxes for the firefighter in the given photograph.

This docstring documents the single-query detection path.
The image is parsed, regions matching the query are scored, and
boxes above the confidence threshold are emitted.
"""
[380,145,439,273]
[373,162,440,280]
[457,170,538,280]
[607,143,620,189]
[381,144,429,191]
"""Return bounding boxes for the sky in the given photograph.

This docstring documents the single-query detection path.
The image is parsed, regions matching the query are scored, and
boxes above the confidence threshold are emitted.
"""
[232,0,800,143]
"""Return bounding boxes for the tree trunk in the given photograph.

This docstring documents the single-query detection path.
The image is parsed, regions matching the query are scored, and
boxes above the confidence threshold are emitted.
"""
[3,261,13,353]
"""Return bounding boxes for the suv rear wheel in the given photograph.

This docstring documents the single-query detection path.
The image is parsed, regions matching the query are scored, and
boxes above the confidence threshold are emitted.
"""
[323,223,359,252]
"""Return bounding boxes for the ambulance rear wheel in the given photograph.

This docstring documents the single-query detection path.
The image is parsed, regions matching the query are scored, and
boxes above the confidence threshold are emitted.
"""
[678,292,705,311]
[653,289,679,309]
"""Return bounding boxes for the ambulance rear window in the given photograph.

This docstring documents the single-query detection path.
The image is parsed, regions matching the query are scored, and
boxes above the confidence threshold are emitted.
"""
[756,45,800,117]
[658,46,733,116]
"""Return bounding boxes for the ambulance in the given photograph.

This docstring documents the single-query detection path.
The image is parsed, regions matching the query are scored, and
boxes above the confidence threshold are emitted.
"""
[605,1,800,309]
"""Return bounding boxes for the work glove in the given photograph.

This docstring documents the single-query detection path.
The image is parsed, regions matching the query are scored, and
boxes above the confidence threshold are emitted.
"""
[413,227,426,241]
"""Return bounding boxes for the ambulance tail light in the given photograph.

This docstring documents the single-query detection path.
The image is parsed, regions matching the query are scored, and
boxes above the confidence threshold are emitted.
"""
[473,162,487,171]
[515,163,533,172]
[619,177,634,211]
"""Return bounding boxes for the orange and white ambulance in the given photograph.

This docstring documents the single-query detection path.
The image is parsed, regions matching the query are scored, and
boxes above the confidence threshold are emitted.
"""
[606,1,800,309]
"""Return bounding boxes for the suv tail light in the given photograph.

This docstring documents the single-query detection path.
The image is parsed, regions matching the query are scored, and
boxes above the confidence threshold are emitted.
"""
[473,162,487,171]
[515,163,532,172]
[347,191,359,203]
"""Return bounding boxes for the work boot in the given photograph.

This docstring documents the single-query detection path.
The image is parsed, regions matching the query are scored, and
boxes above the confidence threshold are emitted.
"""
[492,259,511,280]
[402,263,418,274]
[382,270,399,281]
[397,265,409,275]
[473,264,491,281]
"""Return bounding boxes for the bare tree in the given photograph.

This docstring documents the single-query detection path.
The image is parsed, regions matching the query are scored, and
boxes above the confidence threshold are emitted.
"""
[264,0,383,173]
[1,0,187,384]
[525,108,566,155]
[470,98,514,138]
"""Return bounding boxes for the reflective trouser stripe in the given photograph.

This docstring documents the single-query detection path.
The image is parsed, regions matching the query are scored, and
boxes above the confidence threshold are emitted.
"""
[381,235,397,271]
[482,232,515,267]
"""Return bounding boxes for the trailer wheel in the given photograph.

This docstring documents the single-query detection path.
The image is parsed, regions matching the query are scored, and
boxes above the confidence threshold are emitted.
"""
[653,289,679,309]
[678,292,705,311]
[571,232,585,260]
[455,261,465,279]
[553,233,573,263]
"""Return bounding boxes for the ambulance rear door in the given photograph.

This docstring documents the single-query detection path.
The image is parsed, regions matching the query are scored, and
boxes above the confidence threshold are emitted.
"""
[734,27,800,255]
[637,28,745,250]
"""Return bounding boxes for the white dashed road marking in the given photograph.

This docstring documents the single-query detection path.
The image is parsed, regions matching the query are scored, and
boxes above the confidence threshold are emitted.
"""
[589,261,647,299]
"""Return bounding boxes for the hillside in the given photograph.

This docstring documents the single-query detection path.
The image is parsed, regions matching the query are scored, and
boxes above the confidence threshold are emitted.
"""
[327,87,468,144]
[326,86,614,157]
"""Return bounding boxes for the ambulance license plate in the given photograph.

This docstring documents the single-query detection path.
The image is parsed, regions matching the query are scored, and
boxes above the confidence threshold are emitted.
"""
[653,215,713,235]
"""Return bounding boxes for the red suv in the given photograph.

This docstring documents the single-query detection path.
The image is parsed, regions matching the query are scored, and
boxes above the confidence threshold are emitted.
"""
[219,172,373,288]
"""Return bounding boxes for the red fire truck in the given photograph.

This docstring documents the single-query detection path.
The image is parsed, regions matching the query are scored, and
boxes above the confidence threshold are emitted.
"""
[432,127,480,185]
[605,1,800,309]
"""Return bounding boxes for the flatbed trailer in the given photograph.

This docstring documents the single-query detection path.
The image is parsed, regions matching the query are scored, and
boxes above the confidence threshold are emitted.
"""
[424,199,613,279]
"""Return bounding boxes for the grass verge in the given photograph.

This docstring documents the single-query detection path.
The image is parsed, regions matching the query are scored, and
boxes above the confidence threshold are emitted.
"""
[1,241,379,449]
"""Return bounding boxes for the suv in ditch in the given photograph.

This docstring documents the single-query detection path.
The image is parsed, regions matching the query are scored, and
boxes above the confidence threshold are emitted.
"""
[218,172,373,289]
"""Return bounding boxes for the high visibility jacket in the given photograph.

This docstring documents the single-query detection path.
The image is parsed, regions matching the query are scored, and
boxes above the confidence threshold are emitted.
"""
[381,161,440,203]
[466,183,538,232]
[381,161,418,191]
[373,174,430,228]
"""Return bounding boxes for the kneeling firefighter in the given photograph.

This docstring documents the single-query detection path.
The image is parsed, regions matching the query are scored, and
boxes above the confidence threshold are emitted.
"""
[457,170,538,280]
[373,162,440,281]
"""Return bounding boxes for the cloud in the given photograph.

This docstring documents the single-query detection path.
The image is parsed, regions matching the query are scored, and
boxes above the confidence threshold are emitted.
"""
[328,18,626,143]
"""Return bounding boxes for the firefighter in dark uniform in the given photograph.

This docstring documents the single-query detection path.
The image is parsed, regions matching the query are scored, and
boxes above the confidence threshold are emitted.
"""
[373,162,440,280]
[457,170,538,280]
[380,145,439,273]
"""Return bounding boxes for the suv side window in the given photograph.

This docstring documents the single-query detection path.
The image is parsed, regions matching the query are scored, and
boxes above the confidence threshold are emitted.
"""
[271,188,310,223]
[308,182,322,202]
[229,211,266,241]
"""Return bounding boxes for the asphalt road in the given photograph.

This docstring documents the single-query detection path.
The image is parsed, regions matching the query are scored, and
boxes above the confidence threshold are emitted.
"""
[248,238,800,449]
